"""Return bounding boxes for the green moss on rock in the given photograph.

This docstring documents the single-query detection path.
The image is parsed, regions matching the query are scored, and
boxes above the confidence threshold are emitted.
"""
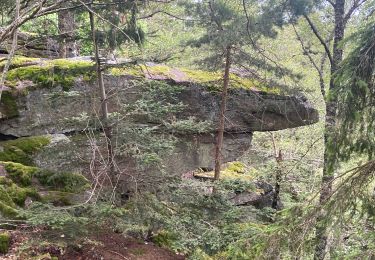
[109,64,281,93]
[195,161,256,181]
[0,186,16,208]
[0,91,19,119]
[0,201,18,218]
[0,56,39,71]
[6,59,95,91]
[0,136,51,166]
[0,160,89,215]
[0,186,18,218]
[0,166,39,212]
[1,162,89,193]
[5,183,39,207]
[3,162,38,186]
[0,232,10,254]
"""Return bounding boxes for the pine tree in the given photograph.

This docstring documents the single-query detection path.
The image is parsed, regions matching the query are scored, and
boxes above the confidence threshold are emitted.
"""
[335,19,375,160]
[294,1,370,258]
[183,0,304,180]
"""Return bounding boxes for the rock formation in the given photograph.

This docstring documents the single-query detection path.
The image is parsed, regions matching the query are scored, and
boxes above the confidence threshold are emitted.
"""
[0,30,59,58]
[0,58,319,195]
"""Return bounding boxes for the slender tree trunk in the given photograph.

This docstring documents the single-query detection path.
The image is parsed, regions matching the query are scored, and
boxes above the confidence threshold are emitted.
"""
[0,0,20,103]
[214,46,232,180]
[89,7,115,183]
[58,7,78,58]
[270,133,283,210]
[272,149,283,209]
[314,0,345,259]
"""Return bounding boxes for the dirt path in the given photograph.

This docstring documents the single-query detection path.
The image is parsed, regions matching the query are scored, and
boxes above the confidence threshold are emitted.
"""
[1,227,185,260]
[61,231,185,260]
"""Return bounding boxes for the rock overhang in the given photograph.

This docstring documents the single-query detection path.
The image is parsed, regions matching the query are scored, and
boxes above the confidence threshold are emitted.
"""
[0,58,319,178]
[0,58,319,136]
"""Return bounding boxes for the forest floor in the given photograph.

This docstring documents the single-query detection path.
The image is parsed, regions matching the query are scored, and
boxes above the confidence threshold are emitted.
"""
[2,227,185,260]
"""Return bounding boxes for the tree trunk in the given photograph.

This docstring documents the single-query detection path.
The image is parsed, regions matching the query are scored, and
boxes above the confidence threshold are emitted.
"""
[272,149,283,210]
[89,7,115,184]
[214,46,232,180]
[0,0,20,103]
[314,0,345,259]
[58,7,77,58]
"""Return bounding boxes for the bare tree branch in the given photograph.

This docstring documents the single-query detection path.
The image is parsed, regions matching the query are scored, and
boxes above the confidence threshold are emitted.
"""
[0,0,70,44]
[139,10,195,21]
[291,22,326,98]
[325,0,335,7]
[344,0,368,25]
[0,0,20,103]
[303,14,333,66]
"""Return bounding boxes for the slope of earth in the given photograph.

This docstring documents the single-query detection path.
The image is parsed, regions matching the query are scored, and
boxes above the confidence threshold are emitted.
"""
[2,227,184,260]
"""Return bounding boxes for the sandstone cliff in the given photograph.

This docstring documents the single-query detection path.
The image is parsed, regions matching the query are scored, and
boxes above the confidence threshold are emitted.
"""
[0,58,318,179]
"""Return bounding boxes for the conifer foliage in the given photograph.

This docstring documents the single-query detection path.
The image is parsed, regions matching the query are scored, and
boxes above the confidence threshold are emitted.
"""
[335,20,375,160]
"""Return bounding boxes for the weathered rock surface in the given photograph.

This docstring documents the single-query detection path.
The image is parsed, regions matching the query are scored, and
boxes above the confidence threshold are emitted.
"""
[0,30,59,58]
[0,75,318,137]
[0,59,319,179]
[229,181,281,209]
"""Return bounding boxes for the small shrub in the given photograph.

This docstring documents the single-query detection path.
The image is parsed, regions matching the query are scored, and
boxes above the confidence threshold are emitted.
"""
[0,232,10,254]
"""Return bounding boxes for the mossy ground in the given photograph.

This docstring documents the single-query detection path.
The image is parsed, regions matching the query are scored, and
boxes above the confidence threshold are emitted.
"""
[5,59,95,91]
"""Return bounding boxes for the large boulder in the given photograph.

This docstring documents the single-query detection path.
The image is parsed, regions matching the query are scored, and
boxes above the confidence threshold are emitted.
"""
[0,60,318,136]
[0,30,59,58]
[0,59,319,178]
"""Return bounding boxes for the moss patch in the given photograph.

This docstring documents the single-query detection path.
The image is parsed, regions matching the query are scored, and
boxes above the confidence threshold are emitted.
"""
[195,161,258,181]
[0,56,39,71]
[0,160,89,216]
[0,186,17,208]
[3,162,39,186]
[1,162,89,193]
[0,201,18,218]
[0,232,10,254]
[0,185,18,217]
[109,64,281,93]
[0,136,51,166]
[6,59,95,91]
[0,165,39,213]
[0,91,19,119]
[5,183,39,207]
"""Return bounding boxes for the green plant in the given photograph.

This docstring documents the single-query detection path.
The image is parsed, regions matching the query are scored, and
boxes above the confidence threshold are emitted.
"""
[0,232,10,254]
